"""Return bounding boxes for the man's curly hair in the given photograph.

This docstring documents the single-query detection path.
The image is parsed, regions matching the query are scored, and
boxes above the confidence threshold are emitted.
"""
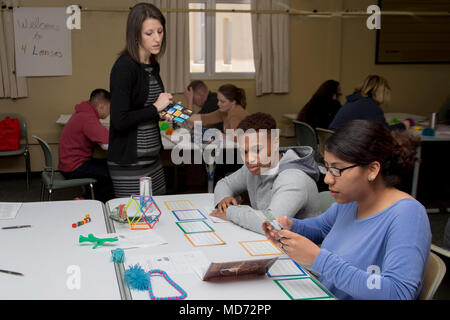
[237,112,277,132]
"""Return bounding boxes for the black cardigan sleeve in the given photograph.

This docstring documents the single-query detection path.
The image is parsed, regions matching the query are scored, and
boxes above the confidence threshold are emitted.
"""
[109,57,159,132]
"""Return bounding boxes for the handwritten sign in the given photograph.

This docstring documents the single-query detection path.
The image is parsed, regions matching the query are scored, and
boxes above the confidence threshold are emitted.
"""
[13,7,72,77]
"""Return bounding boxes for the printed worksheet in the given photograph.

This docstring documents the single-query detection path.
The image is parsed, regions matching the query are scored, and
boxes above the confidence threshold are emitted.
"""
[172,209,206,221]
[176,220,214,234]
[274,277,333,300]
[164,200,194,211]
[267,258,307,278]
[143,251,210,275]
[0,202,22,220]
[185,232,226,247]
[240,240,284,256]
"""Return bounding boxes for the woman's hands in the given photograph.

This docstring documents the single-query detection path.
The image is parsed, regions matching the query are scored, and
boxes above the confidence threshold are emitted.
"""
[262,216,292,242]
[262,217,320,266]
[154,92,174,112]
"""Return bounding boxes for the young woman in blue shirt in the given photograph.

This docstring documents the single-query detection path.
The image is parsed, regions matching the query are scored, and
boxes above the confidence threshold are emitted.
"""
[263,119,431,300]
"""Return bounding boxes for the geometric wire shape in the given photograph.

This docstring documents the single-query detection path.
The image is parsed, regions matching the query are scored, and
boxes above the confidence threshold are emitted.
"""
[124,195,162,230]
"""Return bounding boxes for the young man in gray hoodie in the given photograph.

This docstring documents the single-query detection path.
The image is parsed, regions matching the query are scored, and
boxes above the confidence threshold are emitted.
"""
[210,112,321,234]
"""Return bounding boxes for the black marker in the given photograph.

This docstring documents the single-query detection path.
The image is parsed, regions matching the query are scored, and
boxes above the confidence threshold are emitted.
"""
[1,225,32,230]
[0,269,24,276]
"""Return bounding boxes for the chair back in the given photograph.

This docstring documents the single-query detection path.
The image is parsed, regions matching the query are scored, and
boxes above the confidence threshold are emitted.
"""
[32,135,55,184]
[0,113,29,145]
[292,120,318,157]
[319,191,334,213]
[419,252,447,300]
[315,127,334,159]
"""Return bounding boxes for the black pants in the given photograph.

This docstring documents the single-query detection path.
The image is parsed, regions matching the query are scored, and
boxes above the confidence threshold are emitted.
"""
[62,158,115,203]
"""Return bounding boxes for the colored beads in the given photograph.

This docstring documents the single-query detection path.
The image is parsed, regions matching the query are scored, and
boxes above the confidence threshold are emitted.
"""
[72,214,92,228]
[147,269,187,300]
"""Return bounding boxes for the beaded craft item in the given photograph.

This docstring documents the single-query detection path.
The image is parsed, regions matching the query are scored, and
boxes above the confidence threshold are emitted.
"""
[148,269,187,300]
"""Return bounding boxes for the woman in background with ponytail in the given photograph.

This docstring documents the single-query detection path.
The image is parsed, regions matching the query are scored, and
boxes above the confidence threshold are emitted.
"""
[188,84,249,132]
[263,119,431,300]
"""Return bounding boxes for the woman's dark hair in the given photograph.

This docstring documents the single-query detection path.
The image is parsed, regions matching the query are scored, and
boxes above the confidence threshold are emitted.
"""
[218,84,247,109]
[121,2,166,63]
[297,80,340,121]
[324,120,420,187]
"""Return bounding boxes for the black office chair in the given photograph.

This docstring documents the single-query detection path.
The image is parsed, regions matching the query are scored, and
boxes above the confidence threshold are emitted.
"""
[32,135,96,201]
[0,113,31,189]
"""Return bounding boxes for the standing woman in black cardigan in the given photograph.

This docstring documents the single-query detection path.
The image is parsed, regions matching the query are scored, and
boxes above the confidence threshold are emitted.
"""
[108,3,173,197]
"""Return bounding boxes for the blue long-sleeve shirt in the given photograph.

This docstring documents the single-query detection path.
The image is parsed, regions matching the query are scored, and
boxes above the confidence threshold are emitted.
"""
[292,198,431,300]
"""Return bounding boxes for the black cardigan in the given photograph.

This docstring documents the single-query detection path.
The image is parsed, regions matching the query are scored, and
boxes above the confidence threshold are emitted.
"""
[108,54,165,164]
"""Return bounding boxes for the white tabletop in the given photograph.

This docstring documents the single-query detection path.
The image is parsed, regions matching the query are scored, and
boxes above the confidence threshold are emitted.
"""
[0,200,120,300]
[105,193,329,300]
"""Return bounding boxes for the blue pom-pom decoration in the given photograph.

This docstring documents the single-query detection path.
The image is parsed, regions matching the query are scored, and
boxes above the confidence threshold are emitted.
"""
[111,248,125,264]
[124,264,149,291]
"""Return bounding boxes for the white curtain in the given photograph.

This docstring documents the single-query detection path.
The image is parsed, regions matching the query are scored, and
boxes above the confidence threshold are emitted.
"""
[251,0,290,96]
[148,0,189,94]
[0,0,27,98]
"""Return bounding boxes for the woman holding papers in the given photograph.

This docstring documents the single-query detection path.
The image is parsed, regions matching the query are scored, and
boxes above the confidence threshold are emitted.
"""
[263,120,431,300]
[108,3,172,196]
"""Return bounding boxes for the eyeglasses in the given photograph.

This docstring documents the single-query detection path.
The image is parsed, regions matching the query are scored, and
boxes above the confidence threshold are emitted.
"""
[318,164,359,177]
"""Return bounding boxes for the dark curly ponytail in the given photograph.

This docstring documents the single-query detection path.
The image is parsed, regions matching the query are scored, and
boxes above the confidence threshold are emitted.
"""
[325,120,419,187]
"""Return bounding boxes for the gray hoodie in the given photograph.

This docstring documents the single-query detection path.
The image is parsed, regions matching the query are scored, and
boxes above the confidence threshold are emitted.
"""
[214,146,321,234]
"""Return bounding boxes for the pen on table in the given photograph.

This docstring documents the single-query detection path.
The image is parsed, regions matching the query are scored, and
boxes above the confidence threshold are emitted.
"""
[0,269,24,276]
[1,224,32,230]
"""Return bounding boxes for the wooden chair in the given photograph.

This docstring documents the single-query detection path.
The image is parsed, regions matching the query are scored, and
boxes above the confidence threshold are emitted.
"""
[315,127,334,160]
[419,252,447,300]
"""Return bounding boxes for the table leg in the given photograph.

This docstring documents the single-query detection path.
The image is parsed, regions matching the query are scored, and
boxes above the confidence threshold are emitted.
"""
[411,144,421,198]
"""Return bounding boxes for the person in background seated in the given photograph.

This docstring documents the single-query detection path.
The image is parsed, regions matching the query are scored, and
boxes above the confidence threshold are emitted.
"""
[329,75,410,131]
[187,84,249,132]
[210,112,320,234]
[297,80,342,130]
[184,80,222,131]
[59,88,114,202]
[264,120,431,300]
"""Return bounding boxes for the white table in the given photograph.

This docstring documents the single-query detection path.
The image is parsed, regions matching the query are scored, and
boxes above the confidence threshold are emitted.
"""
[0,200,120,299]
[105,194,332,300]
